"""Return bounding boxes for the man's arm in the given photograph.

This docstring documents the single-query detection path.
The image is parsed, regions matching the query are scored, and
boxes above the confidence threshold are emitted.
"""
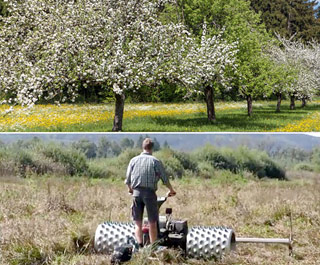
[165,181,176,196]
[125,159,134,194]
[156,160,176,196]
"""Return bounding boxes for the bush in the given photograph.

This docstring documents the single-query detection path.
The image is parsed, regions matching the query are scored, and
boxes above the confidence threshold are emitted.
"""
[192,145,239,173]
[40,144,89,176]
[155,149,185,178]
[172,150,198,172]
[87,161,112,178]
[294,162,314,172]
[196,161,215,179]
[115,148,141,168]
[192,145,286,180]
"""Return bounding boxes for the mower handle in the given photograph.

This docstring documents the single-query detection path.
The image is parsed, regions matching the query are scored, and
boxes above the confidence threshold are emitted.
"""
[157,191,174,209]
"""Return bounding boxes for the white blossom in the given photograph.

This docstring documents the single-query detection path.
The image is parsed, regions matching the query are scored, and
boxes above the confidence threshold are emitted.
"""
[0,0,188,109]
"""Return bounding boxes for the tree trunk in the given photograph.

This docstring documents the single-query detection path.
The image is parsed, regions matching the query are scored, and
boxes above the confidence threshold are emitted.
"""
[301,98,306,108]
[204,85,216,122]
[112,92,125,132]
[276,93,282,112]
[290,95,295,110]
[247,94,253,116]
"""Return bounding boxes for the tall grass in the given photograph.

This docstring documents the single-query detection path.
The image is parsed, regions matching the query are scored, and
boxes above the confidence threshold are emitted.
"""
[1,173,319,264]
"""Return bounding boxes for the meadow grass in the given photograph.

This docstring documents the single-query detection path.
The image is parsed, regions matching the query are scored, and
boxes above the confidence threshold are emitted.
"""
[1,100,320,132]
[0,171,319,265]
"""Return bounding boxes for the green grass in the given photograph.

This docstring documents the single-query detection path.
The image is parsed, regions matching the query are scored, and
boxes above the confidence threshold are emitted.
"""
[20,100,320,132]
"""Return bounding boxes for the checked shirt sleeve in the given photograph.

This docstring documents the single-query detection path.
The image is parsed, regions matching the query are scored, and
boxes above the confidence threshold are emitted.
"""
[125,159,134,186]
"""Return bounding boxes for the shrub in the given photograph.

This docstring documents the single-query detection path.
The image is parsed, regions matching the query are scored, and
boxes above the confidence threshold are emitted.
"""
[172,150,198,172]
[192,145,239,173]
[192,145,286,180]
[40,144,89,176]
[294,162,314,172]
[196,161,215,179]
[87,161,112,178]
[155,149,185,178]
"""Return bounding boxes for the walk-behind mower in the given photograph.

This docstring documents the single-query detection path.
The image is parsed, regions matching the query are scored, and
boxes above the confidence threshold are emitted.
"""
[94,193,292,262]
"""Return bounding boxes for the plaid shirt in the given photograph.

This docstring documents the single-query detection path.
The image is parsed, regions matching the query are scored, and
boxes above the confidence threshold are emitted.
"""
[125,152,169,190]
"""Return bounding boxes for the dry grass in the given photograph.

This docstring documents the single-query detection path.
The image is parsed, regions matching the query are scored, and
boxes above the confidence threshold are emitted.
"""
[0,172,320,265]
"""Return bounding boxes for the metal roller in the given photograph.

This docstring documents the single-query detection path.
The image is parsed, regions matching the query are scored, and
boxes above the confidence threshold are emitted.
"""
[187,226,236,259]
[94,221,137,254]
[95,222,236,260]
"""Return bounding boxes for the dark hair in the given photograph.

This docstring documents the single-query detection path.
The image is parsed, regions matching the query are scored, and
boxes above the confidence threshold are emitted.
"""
[142,138,154,150]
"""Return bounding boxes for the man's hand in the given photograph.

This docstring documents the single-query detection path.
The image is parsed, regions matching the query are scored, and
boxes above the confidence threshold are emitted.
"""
[128,186,133,194]
[167,189,176,197]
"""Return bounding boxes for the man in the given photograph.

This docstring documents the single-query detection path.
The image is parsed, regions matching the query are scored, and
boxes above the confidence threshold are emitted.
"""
[125,138,176,248]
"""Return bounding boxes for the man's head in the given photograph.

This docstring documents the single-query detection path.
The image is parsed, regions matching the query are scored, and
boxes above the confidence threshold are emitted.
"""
[142,138,154,153]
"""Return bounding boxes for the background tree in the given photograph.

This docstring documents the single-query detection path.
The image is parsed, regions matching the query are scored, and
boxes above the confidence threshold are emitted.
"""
[153,137,161,152]
[311,147,320,172]
[273,35,319,107]
[266,42,297,112]
[0,0,189,131]
[72,139,97,159]
[250,0,320,41]
[110,142,122,156]
[269,64,295,113]
[171,0,273,117]
[181,25,238,121]
[135,136,144,149]
[120,138,135,150]
[97,137,112,158]
[163,140,170,149]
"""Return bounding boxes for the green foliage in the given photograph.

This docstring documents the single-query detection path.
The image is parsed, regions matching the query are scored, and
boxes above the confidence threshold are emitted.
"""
[197,161,215,179]
[72,139,97,159]
[294,162,314,172]
[193,145,239,172]
[120,138,135,150]
[156,150,185,178]
[193,144,286,179]
[40,144,89,176]
[126,82,186,103]
[250,0,320,41]
[96,137,122,158]
[0,0,8,17]
[11,244,47,265]
[311,147,320,172]
[0,137,303,180]
[115,148,141,169]
[86,161,111,178]
[155,148,198,178]
[166,0,276,110]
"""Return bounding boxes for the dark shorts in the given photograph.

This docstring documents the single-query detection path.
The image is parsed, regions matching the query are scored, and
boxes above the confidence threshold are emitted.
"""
[131,188,158,223]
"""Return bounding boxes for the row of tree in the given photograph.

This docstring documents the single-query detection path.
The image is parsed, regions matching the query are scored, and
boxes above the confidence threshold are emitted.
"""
[71,135,163,158]
[0,135,164,159]
[0,137,288,179]
[250,0,320,41]
[0,0,319,131]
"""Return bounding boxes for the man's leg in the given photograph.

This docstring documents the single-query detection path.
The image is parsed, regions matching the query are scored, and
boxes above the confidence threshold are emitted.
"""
[149,221,158,243]
[132,196,144,246]
[144,192,159,244]
[134,220,143,245]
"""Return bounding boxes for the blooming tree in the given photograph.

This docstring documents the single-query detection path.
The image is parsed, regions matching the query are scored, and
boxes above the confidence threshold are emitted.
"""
[0,0,189,131]
[180,24,238,121]
[273,36,320,108]
[266,44,297,112]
